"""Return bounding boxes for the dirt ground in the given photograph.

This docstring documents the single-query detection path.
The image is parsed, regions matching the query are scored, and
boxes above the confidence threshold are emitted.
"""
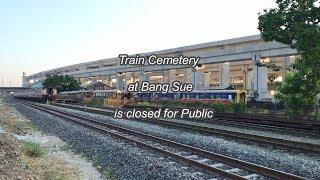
[0,98,104,180]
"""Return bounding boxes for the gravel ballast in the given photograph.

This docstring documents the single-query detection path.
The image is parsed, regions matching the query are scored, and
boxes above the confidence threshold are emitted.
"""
[165,118,320,144]
[35,102,320,179]
[9,100,217,180]
[54,103,320,144]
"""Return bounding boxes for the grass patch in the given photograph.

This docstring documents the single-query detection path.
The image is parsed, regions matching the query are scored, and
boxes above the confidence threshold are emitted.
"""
[23,141,44,157]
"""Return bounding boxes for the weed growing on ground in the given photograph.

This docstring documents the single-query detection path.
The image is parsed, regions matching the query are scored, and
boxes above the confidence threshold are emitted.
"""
[23,141,44,157]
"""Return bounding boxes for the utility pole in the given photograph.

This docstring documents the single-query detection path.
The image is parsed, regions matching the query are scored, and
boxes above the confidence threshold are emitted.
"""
[1,77,3,87]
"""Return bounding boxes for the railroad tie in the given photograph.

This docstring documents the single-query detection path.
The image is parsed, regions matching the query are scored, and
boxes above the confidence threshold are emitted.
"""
[226,168,241,173]
[192,172,204,176]
[185,155,199,159]
[197,158,210,163]
[243,173,260,179]
[209,163,225,168]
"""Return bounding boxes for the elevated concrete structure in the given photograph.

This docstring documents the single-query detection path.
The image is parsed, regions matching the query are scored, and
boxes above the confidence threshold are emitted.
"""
[23,35,298,97]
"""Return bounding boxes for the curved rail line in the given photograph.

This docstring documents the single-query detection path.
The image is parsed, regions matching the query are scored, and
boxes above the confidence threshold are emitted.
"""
[21,101,306,180]
[51,102,320,154]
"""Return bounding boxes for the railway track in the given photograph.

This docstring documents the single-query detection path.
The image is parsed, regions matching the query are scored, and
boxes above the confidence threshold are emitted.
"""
[120,104,320,135]
[192,117,319,137]
[51,102,320,154]
[21,101,306,180]
[213,113,320,135]
[54,102,320,136]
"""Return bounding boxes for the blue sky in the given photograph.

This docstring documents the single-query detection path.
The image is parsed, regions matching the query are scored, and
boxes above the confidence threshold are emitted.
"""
[0,0,276,86]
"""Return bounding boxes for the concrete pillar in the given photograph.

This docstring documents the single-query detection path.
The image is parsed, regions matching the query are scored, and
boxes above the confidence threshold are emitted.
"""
[241,66,249,90]
[116,73,125,91]
[219,62,230,89]
[166,70,175,84]
[183,68,192,83]
[125,73,131,84]
[192,68,204,90]
[204,72,211,87]
[109,75,113,87]
[124,72,135,90]
[110,75,116,88]
[252,54,268,98]
[159,71,165,83]
[102,75,111,87]
[247,70,254,94]
[139,70,150,83]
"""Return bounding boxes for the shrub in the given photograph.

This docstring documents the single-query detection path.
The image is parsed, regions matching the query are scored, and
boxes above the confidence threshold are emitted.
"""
[188,101,204,108]
[230,102,246,113]
[210,102,227,113]
[138,101,150,107]
[90,98,104,106]
[159,100,177,108]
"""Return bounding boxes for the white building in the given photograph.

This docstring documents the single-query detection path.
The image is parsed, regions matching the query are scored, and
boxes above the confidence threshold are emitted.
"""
[22,35,297,98]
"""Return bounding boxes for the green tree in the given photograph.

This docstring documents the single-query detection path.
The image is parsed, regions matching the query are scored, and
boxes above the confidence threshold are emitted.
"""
[258,0,320,116]
[43,74,81,93]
